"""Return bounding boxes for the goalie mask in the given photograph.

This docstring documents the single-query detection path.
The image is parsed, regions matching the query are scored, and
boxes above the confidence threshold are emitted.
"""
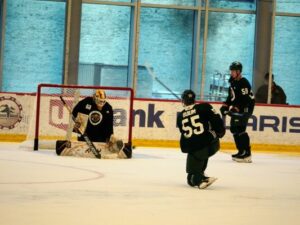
[93,89,106,107]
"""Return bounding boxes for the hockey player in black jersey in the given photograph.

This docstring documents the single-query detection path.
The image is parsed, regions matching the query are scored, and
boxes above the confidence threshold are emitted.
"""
[220,61,255,163]
[177,90,225,189]
[55,89,132,159]
[72,89,114,143]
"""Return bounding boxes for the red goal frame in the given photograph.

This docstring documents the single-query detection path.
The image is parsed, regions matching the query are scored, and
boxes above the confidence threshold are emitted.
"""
[34,83,134,150]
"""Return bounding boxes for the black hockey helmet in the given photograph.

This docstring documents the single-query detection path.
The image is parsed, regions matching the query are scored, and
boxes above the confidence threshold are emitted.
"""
[229,61,243,72]
[181,90,195,106]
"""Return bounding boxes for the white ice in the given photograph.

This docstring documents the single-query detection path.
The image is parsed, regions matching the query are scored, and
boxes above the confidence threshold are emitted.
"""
[0,143,299,225]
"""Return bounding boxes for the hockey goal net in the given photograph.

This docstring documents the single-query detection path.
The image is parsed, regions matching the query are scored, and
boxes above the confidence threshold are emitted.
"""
[24,84,133,150]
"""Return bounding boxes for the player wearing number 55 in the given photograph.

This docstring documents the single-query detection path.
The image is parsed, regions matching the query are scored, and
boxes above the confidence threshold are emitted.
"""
[177,90,225,189]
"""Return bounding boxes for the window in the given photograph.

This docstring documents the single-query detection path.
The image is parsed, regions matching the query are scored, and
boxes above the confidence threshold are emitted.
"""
[79,4,131,87]
[277,0,300,13]
[273,16,300,105]
[2,0,66,92]
[88,0,132,2]
[138,7,194,99]
[209,0,256,10]
[141,0,198,6]
[200,11,255,101]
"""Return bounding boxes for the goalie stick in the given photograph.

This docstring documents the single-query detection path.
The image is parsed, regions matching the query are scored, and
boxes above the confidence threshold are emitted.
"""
[59,96,101,159]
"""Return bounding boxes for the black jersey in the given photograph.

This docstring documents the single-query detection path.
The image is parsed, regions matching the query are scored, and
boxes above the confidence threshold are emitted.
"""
[177,103,225,153]
[225,77,255,115]
[72,97,113,142]
[255,82,287,104]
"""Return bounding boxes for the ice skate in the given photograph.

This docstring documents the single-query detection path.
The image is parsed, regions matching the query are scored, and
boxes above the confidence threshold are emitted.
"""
[235,155,252,163]
[198,177,217,189]
[231,151,241,160]
[234,150,252,163]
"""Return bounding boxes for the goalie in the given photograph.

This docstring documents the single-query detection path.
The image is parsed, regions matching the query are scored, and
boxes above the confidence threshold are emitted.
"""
[56,89,132,159]
[72,89,113,143]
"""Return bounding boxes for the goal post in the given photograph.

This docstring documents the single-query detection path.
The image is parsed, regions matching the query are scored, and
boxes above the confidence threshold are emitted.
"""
[31,83,134,150]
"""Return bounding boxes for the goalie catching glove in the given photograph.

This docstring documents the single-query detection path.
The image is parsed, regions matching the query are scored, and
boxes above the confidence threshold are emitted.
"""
[220,104,229,116]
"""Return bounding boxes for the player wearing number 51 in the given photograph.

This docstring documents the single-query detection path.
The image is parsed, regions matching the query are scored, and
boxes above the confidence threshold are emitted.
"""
[177,90,225,189]
[220,61,255,163]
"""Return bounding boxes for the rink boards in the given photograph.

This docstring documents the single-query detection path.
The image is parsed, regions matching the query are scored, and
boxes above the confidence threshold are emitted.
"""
[0,92,299,153]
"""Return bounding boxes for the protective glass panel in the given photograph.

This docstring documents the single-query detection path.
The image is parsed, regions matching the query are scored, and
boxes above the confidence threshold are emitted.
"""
[200,12,255,101]
[209,0,256,10]
[273,16,300,105]
[79,4,131,87]
[90,0,132,2]
[0,0,2,52]
[276,0,300,13]
[138,7,194,99]
[2,0,66,92]
[141,0,199,6]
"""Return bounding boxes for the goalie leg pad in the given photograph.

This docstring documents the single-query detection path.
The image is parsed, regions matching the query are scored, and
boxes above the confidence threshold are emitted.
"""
[108,139,124,153]
[118,143,132,159]
[56,140,71,155]
[60,141,97,158]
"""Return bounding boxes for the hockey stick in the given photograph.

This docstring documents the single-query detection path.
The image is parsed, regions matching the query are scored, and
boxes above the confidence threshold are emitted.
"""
[224,111,248,118]
[144,63,181,100]
[59,96,101,159]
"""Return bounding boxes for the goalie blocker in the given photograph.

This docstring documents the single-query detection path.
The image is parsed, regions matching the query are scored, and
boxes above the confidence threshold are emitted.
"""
[56,136,132,159]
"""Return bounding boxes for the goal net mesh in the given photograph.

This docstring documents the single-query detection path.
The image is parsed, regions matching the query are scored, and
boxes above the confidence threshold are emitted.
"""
[23,84,133,150]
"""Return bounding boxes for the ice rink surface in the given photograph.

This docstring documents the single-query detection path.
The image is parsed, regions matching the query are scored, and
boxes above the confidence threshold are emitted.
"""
[0,143,299,225]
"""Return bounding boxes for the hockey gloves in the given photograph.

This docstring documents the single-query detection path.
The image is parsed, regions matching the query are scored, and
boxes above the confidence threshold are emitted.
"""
[229,106,239,113]
[220,104,229,116]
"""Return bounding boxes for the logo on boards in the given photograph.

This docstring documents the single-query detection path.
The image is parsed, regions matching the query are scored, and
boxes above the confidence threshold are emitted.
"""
[0,96,23,129]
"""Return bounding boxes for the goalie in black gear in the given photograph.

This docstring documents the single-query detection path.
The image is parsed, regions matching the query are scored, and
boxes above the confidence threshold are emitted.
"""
[57,89,132,159]
[220,61,255,163]
[72,89,113,143]
[177,90,225,189]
